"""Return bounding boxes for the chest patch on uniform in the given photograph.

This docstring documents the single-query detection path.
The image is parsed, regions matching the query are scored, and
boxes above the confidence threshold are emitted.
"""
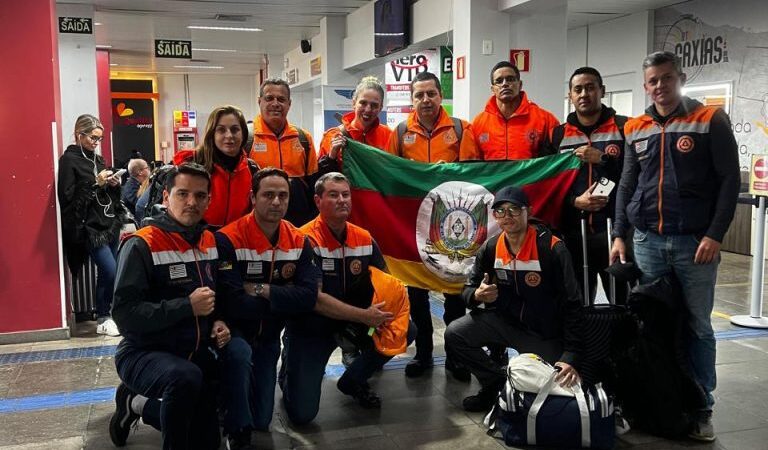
[292,139,304,152]
[246,262,262,275]
[219,261,232,271]
[605,144,621,157]
[169,264,187,280]
[676,135,694,153]
[524,272,541,287]
[634,140,648,153]
[403,132,416,145]
[478,132,489,144]
[495,269,508,281]
[252,142,267,152]
[281,262,296,279]
[349,259,363,275]
[526,129,539,145]
[443,129,457,144]
[322,258,335,271]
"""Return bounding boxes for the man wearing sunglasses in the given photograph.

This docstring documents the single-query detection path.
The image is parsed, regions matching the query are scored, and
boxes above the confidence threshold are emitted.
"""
[471,61,560,160]
[444,186,583,412]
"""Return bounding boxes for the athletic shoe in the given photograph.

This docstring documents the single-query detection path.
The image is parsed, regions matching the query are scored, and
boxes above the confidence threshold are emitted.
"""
[97,318,121,337]
[688,410,715,442]
[226,429,253,450]
[109,383,140,447]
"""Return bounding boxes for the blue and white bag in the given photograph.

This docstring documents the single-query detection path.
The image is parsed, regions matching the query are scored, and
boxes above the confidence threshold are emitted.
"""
[483,354,615,449]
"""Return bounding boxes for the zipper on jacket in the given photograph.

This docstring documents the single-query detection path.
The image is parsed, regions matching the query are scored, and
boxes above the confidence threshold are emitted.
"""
[505,117,510,160]
[258,248,278,337]
[657,123,666,234]
[188,247,206,360]
[426,129,432,162]
[277,138,284,170]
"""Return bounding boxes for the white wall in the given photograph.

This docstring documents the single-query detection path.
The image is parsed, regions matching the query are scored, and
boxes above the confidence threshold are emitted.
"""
[566,11,654,116]
[157,74,258,159]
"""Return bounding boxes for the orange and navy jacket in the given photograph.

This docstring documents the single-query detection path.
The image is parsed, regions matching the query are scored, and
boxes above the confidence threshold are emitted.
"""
[471,92,560,160]
[462,225,582,366]
[248,115,318,177]
[369,267,410,356]
[548,106,626,234]
[613,97,740,241]
[112,212,218,359]
[384,107,478,162]
[318,111,392,172]
[295,216,386,335]
[173,150,255,229]
[215,214,320,340]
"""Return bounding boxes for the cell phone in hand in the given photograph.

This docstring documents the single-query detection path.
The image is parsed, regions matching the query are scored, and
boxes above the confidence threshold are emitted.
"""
[112,168,127,178]
[592,177,615,197]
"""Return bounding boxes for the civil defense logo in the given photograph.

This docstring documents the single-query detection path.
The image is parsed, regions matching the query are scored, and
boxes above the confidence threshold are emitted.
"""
[416,181,498,283]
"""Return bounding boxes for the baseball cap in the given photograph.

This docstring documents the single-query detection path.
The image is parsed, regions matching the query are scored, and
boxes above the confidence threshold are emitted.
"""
[492,186,530,209]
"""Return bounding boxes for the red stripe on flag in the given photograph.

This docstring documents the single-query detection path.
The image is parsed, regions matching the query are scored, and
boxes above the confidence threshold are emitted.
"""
[349,189,422,262]
[523,168,579,228]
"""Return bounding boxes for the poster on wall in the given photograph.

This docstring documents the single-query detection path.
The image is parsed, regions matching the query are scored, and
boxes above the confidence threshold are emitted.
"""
[322,86,356,130]
[655,0,768,171]
[384,47,453,128]
[112,99,155,166]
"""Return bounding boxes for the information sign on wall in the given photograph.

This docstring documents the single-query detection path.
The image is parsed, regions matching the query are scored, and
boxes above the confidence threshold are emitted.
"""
[59,17,93,34]
[154,40,192,58]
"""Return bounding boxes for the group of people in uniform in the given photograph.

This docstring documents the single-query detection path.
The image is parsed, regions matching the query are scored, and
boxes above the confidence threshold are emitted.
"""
[57,49,739,449]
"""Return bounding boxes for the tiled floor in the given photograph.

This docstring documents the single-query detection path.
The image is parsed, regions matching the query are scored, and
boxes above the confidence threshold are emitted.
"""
[1,252,768,449]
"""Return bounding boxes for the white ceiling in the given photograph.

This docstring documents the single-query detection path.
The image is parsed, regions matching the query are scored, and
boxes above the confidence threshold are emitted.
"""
[61,0,686,75]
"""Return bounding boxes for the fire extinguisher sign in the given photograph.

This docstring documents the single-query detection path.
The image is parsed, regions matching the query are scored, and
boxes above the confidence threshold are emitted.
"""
[509,49,530,72]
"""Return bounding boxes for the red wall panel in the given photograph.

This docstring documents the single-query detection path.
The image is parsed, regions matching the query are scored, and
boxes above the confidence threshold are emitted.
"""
[0,0,64,333]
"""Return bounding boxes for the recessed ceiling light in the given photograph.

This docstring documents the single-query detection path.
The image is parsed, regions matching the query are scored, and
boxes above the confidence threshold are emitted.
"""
[187,25,262,32]
[173,65,224,69]
[94,22,102,26]
[192,48,237,53]
[96,44,112,49]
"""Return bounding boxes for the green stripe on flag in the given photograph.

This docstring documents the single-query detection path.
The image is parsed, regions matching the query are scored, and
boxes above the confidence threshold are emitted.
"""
[343,140,581,198]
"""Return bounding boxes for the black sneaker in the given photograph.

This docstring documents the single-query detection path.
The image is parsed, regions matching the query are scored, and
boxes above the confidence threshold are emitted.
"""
[445,358,471,382]
[226,429,253,450]
[109,383,140,447]
[404,356,434,378]
[462,386,501,412]
[490,347,509,368]
[337,377,382,409]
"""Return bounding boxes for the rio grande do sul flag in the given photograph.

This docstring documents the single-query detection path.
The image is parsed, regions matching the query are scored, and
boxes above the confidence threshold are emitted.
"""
[343,140,580,294]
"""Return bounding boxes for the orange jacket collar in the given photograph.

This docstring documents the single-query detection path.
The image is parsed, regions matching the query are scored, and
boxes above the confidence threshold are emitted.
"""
[484,91,531,118]
[254,115,299,138]
[495,226,539,265]
[406,106,454,136]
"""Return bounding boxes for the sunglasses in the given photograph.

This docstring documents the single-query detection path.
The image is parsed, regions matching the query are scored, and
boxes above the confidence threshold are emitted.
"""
[492,205,526,218]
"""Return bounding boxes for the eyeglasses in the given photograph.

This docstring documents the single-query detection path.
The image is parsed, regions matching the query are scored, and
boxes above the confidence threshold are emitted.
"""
[493,76,520,86]
[86,134,103,143]
[492,205,526,218]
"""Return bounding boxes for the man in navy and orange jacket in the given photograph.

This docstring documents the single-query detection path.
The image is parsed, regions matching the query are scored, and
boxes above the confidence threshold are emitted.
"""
[215,167,320,441]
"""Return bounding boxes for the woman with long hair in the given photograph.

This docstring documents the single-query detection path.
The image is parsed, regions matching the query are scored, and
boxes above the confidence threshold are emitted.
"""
[58,114,123,336]
[172,105,255,229]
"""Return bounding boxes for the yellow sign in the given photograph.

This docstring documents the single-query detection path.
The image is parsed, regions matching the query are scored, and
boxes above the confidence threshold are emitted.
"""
[749,154,768,196]
[310,56,322,77]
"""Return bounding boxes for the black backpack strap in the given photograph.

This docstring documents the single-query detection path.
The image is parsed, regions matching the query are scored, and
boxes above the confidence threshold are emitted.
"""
[614,115,628,142]
[296,128,311,175]
[451,117,463,145]
[550,123,566,151]
[246,157,259,175]
[396,121,408,157]
[533,222,556,276]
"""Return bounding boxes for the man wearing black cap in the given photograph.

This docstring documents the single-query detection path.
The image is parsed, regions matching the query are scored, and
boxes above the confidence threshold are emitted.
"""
[444,186,583,412]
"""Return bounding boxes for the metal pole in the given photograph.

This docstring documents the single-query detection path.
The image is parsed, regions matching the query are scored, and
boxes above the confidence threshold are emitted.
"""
[731,195,768,328]
[580,216,590,306]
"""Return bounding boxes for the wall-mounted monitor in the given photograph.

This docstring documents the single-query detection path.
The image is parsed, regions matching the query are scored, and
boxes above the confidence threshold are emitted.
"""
[374,0,410,58]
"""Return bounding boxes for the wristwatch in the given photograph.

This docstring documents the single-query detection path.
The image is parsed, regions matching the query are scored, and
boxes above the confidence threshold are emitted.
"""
[254,283,265,297]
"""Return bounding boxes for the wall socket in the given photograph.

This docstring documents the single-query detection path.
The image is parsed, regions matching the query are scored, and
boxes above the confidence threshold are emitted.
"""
[482,40,493,55]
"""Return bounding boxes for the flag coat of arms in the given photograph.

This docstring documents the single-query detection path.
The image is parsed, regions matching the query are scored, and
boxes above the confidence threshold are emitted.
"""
[343,141,580,294]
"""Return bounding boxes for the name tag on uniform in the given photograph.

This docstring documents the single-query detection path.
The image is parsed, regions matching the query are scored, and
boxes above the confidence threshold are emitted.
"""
[252,142,267,152]
[322,258,335,271]
[634,140,648,153]
[169,264,187,280]
[246,262,262,275]
[495,269,508,281]
[403,133,416,145]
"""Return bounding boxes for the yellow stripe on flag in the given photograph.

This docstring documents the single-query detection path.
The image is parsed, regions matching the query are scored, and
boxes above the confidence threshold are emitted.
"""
[384,255,465,295]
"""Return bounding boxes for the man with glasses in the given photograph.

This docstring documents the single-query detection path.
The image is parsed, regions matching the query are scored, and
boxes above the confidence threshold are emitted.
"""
[444,186,583,412]
[471,61,560,160]
[122,158,150,216]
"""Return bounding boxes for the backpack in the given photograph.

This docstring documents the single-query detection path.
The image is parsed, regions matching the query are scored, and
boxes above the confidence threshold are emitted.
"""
[394,117,464,157]
[284,127,319,227]
[142,156,259,221]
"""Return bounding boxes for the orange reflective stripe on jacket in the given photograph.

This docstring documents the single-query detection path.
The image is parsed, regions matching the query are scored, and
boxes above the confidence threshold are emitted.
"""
[248,116,318,177]
[384,107,478,162]
[319,111,392,166]
[370,267,410,356]
[472,92,559,160]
